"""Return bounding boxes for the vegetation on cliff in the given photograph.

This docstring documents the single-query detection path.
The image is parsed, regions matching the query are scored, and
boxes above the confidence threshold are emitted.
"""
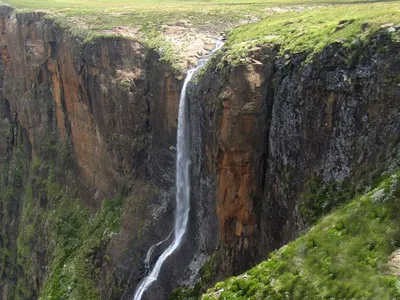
[299,139,400,225]
[0,122,126,299]
[202,165,400,299]
[0,122,30,299]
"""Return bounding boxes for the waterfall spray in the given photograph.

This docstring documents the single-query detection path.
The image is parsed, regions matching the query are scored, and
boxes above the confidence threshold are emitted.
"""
[133,41,223,300]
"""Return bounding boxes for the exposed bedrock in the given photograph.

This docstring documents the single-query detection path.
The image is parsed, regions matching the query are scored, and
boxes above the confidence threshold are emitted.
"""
[189,34,400,278]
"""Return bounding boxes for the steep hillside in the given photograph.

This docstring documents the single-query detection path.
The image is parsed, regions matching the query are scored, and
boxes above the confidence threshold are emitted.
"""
[203,167,400,299]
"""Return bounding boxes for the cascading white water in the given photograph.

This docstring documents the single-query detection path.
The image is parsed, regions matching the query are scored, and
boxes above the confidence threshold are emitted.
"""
[144,230,173,272]
[133,41,223,300]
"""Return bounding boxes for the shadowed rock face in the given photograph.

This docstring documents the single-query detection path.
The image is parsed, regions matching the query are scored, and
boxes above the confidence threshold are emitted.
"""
[0,3,400,300]
[0,6,187,300]
[0,10,181,204]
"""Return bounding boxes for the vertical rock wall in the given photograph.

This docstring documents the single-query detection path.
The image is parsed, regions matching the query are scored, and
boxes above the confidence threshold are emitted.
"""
[0,5,191,300]
[189,31,400,279]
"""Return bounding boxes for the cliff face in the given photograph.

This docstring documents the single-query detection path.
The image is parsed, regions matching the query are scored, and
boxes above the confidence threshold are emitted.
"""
[0,8,181,202]
[0,5,189,300]
[190,30,400,278]
[0,3,399,300]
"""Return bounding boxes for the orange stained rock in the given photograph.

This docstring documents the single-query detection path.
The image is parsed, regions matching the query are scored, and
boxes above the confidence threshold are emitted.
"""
[217,151,255,240]
[214,62,265,243]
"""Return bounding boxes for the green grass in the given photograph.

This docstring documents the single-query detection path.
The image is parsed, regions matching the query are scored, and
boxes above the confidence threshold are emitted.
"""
[1,0,299,33]
[15,155,126,300]
[216,2,400,65]
[202,170,400,300]
[3,0,400,69]
[2,0,399,35]
[39,189,125,300]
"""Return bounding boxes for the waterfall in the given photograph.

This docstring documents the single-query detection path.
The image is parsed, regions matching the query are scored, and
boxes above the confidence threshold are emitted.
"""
[133,40,223,300]
[144,230,173,272]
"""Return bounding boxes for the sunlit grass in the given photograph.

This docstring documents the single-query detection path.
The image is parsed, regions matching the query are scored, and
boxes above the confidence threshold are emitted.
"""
[228,2,400,51]
[3,0,399,68]
[205,1,400,66]
[203,171,400,299]
[3,0,397,33]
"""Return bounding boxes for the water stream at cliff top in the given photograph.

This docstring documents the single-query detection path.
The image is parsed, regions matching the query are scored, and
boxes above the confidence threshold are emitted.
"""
[133,41,223,300]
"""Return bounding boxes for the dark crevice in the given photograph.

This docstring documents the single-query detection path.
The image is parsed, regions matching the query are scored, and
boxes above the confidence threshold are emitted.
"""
[49,41,57,60]
[3,97,11,119]
[85,75,95,115]
[55,71,74,148]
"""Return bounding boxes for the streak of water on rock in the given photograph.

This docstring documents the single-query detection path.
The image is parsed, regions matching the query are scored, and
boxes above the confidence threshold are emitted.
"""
[133,40,223,300]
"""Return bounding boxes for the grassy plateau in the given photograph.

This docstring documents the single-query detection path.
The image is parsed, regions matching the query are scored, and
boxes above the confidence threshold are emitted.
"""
[2,0,400,69]
[2,0,396,32]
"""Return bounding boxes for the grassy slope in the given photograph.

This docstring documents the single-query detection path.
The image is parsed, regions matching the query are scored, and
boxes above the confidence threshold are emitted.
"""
[218,2,400,65]
[202,169,400,299]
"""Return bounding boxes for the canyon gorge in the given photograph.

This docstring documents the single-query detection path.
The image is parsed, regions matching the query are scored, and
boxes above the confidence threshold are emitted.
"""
[0,2,399,299]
